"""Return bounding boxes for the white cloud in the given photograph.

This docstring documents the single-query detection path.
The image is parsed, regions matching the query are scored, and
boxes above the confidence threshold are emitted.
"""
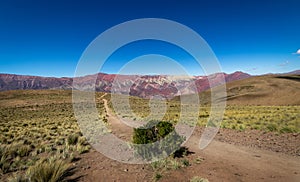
[293,49,300,55]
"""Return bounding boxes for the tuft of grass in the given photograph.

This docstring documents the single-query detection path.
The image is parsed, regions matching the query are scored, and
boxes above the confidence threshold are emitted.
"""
[18,145,32,157]
[190,176,209,182]
[8,173,29,182]
[26,157,74,182]
[154,172,162,181]
[170,160,181,170]
[76,144,90,154]
[181,159,190,167]
[194,157,204,164]
[279,126,296,133]
[151,159,168,170]
[266,123,278,132]
[67,134,79,145]
[0,151,11,173]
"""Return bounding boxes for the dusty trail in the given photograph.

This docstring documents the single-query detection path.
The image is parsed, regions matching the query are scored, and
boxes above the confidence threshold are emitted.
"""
[174,129,300,181]
[102,98,133,141]
[76,98,300,182]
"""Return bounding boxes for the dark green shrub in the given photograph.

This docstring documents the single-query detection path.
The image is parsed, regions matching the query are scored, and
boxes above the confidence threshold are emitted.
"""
[132,121,173,144]
[132,121,185,160]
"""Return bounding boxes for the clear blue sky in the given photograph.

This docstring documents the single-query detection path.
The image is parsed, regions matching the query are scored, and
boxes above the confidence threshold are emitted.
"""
[0,0,299,77]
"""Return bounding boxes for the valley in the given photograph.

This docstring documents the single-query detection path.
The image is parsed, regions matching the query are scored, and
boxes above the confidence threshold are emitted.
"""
[0,72,299,181]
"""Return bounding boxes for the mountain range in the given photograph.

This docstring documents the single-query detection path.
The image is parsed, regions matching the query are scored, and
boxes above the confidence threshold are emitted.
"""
[0,70,298,99]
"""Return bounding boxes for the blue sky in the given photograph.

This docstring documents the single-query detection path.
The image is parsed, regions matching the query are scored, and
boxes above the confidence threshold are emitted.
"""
[0,0,299,77]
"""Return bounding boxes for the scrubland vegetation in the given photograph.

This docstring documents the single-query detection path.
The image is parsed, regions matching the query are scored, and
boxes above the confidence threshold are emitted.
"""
[111,95,300,133]
[0,91,105,180]
[0,90,299,181]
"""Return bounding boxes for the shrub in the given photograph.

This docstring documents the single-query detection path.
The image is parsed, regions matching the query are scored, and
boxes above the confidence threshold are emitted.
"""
[133,121,174,144]
[132,121,185,160]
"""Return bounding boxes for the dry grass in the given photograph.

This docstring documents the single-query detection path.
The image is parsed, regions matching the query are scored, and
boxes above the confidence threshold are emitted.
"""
[108,94,299,133]
[26,156,74,182]
[0,89,299,180]
[0,90,107,180]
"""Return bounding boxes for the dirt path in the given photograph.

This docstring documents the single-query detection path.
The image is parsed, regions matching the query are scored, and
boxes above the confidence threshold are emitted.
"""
[102,98,133,141]
[75,99,300,182]
[168,128,300,181]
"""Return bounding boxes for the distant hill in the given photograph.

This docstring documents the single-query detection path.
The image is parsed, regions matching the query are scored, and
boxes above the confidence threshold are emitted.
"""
[0,70,299,104]
[0,71,251,99]
[190,74,300,106]
[284,70,300,75]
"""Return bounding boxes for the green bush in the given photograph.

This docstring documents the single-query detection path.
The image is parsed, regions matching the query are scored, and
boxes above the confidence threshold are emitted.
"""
[133,121,174,144]
[132,121,185,160]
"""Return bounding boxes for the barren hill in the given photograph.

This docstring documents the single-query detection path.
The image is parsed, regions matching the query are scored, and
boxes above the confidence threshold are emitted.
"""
[194,74,300,106]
